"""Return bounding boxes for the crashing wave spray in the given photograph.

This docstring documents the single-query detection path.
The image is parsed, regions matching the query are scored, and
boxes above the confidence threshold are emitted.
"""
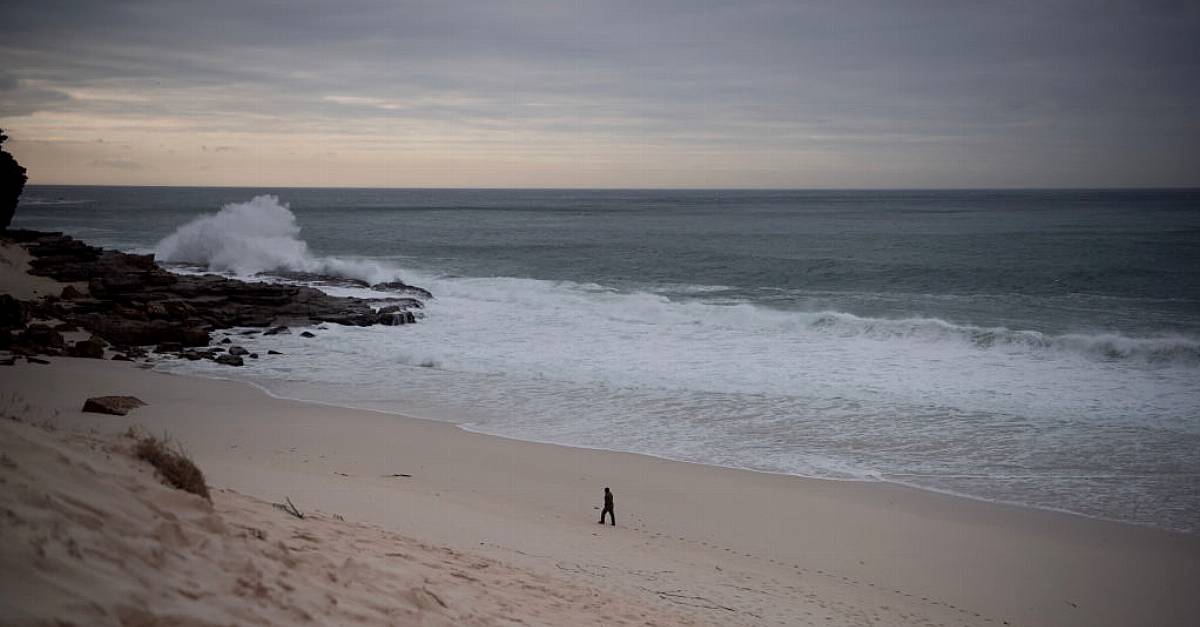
[154,195,401,285]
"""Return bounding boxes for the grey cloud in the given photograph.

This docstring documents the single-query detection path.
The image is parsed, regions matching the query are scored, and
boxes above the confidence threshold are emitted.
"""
[2,0,1198,186]
[0,74,73,117]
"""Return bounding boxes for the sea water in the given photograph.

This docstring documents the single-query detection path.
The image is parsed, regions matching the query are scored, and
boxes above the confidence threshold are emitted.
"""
[15,186,1200,532]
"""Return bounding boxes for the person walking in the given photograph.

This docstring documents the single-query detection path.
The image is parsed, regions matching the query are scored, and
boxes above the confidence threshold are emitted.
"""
[598,487,615,526]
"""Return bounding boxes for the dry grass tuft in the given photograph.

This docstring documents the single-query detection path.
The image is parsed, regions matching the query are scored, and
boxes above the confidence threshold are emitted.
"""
[134,435,210,502]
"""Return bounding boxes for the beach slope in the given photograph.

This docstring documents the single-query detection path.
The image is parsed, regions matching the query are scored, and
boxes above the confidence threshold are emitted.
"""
[2,358,1197,626]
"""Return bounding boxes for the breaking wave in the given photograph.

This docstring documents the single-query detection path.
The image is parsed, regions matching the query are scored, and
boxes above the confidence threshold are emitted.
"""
[153,195,403,285]
[803,311,1200,365]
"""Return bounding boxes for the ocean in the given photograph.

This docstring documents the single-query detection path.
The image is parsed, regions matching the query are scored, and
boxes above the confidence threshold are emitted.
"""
[14,186,1200,533]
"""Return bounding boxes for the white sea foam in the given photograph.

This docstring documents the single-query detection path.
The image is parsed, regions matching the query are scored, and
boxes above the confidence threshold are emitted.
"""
[153,195,403,285]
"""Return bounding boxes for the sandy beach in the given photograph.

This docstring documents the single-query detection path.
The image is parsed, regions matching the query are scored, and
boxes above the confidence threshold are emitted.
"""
[3,356,1197,626]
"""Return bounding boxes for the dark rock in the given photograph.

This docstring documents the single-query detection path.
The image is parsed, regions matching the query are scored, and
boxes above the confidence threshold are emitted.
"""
[377,298,424,311]
[60,284,85,300]
[82,395,146,416]
[0,128,27,231]
[215,354,243,367]
[119,346,149,359]
[240,330,260,335]
[154,342,183,353]
[267,350,282,355]
[228,345,248,356]
[249,353,258,359]
[0,294,27,329]
[263,325,290,336]
[312,310,378,326]
[259,270,371,289]
[22,324,65,350]
[181,351,203,361]
[372,281,433,299]
[220,337,232,344]
[26,356,50,365]
[300,331,316,338]
[161,300,196,318]
[81,317,209,348]
[111,353,132,361]
[68,336,106,359]
[379,311,417,326]
[52,322,79,332]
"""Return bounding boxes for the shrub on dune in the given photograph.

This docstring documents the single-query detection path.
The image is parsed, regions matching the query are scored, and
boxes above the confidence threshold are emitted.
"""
[133,435,210,501]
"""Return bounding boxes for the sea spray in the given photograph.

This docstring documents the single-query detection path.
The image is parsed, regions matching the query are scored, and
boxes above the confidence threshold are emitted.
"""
[154,195,403,285]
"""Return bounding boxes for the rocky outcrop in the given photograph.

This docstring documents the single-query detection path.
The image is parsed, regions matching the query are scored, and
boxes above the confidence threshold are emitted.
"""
[68,336,106,359]
[0,129,27,231]
[2,230,428,358]
[215,354,243,367]
[0,294,27,329]
[15,324,64,354]
[372,281,434,300]
[379,310,417,325]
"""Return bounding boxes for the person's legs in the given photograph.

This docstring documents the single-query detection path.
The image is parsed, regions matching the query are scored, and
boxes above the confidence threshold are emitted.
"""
[609,508,615,526]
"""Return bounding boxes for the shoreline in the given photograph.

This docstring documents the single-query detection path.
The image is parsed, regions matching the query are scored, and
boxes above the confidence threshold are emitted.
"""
[4,356,1198,626]
[171,361,1195,538]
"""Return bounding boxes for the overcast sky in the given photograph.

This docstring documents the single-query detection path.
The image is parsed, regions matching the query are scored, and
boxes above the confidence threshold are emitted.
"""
[1,0,1197,188]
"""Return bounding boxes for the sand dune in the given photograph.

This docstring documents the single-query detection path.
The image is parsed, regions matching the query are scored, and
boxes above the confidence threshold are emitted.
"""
[0,417,690,626]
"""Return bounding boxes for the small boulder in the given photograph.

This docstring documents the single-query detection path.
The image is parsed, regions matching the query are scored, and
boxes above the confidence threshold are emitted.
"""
[21,324,65,350]
[300,331,316,338]
[111,353,132,361]
[68,336,106,359]
[220,337,232,344]
[228,345,248,356]
[82,395,146,416]
[215,354,243,367]
[267,350,282,355]
[379,311,417,326]
[121,346,149,359]
[263,325,290,336]
[249,353,258,359]
[154,342,182,354]
[60,285,85,300]
[0,294,27,329]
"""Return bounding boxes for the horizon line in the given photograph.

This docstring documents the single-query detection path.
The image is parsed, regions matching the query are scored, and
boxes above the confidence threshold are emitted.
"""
[23,183,1200,193]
